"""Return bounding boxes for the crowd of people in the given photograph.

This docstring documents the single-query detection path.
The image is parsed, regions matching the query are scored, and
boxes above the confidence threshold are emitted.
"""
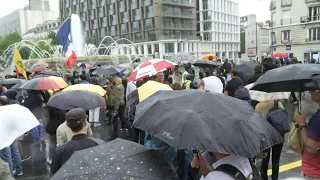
[0,57,319,180]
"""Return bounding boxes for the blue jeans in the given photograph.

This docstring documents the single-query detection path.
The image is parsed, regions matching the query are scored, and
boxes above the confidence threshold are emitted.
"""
[31,120,44,141]
[0,140,22,174]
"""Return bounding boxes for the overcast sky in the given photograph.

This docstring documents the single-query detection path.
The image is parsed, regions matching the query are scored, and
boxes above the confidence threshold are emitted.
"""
[0,0,270,21]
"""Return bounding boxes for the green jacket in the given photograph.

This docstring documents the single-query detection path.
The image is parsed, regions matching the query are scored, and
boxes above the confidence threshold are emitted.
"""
[108,84,125,110]
[0,159,12,180]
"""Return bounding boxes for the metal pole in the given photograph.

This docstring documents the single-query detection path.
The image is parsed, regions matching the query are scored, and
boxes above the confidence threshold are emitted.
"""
[256,22,258,62]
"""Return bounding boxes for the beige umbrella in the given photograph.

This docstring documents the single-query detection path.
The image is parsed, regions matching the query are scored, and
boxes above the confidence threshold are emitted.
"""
[245,83,291,102]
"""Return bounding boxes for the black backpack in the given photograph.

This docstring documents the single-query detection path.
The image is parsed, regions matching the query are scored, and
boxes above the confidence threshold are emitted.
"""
[214,159,262,180]
[266,100,290,134]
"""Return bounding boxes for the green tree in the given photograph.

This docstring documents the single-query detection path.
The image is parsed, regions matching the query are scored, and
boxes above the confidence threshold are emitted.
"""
[0,32,22,55]
[19,47,31,59]
[240,32,246,54]
[47,31,60,46]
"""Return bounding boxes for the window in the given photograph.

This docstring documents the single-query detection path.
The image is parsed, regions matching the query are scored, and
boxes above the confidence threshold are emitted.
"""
[282,30,291,41]
[308,6,320,21]
[119,0,125,12]
[145,19,153,30]
[165,43,174,53]
[110,15,117,25]
[203,32,212,41]
[120,24,127,34]
[131,0,137,9]
[203,0,211,10]
[271,32,276,45]
[133,9,141,20]
[146,5,154,18]
[308,27,320,41]
[203,22,211,31]
[121,12,129,23]
[132,21,140,32]
[203,11,212,21]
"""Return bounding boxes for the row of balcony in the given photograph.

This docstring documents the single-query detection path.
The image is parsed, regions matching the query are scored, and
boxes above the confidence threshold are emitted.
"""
[270,0,293,10]
[301,15,320,23]
[269,15,320,27]
[270,37,320,46]
[270,0,320,10]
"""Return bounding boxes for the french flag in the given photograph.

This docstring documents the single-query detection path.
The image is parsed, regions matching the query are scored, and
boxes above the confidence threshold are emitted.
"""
[56,18,77,69]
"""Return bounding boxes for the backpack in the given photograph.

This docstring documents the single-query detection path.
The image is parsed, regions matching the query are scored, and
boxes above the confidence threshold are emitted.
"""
[214,159,262,180]
[266,100,290,134]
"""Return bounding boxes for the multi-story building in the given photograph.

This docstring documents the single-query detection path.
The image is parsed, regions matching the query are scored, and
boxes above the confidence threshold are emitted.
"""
[0,0,59,37]
[59,0,198,58]
[240,14,271,62]
[59,0,239,60]
[270,0,320,62]
[197,0,240,60]
[23,20,61,40]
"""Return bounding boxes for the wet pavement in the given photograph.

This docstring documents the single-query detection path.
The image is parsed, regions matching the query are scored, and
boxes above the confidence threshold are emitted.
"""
[17,103,302,180]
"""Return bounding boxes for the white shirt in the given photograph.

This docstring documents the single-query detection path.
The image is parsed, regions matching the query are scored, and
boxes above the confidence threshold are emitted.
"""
[200,155,252,180]
[126,82,137,100]
[202,76,223,94]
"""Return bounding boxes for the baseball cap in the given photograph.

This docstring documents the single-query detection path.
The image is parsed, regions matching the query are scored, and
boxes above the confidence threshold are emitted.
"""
[66,108,88,123]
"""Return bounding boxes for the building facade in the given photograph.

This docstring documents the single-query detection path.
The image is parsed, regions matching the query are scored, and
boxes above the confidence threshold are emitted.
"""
[197,0,240,60]
[270,0,320,62]
[240,14,271,62]
[59,0,240,60]
[0,0,59,37]
[23,20,60,40]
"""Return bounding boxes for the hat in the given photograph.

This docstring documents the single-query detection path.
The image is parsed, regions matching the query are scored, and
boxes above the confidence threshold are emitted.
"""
[234,87,251,102]
[66,108,88,123]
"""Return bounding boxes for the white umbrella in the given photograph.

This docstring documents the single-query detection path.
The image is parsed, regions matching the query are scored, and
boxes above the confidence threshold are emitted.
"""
[245,83,291,102]
[0,104,39,149]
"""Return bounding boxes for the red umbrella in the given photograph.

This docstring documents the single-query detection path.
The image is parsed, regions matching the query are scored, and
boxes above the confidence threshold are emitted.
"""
[32,66,48,73]
[272,53,288,58]
[128,59,177,82]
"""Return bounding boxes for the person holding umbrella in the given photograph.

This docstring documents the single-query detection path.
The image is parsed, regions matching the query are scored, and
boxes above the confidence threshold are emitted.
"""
[295,89,320,179]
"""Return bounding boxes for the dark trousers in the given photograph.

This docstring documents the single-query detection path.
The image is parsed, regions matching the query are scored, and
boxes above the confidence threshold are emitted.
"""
[111,105,131,137]
[132,128,145,145]
[260,143,284,180]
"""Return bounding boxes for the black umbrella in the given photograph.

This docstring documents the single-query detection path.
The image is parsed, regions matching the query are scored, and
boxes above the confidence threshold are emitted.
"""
[133,90,284,158]
[92,66,125,76]
[10,82,27,89]
[193,60,218,68]
[47,91,105,110]
[251,64,320,92]
[235,61,257,83]
[51,138,178,180]
[0,78,26,85]
[38,70,61,77]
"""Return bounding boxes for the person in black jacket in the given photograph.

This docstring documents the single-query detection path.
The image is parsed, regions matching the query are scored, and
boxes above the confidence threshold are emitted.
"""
[247,64,263,84]
[50,108,104,176]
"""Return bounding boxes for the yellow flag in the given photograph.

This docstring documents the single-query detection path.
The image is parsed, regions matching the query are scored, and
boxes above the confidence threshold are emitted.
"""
[14,48,28,80]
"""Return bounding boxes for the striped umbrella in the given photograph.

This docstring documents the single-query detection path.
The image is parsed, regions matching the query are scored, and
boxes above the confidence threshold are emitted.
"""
[20,76,68,91]
[128,59,177,82]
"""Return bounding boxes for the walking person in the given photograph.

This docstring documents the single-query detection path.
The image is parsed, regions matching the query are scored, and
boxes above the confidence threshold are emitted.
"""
[109,76,130,140]
[256,100,287,180]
